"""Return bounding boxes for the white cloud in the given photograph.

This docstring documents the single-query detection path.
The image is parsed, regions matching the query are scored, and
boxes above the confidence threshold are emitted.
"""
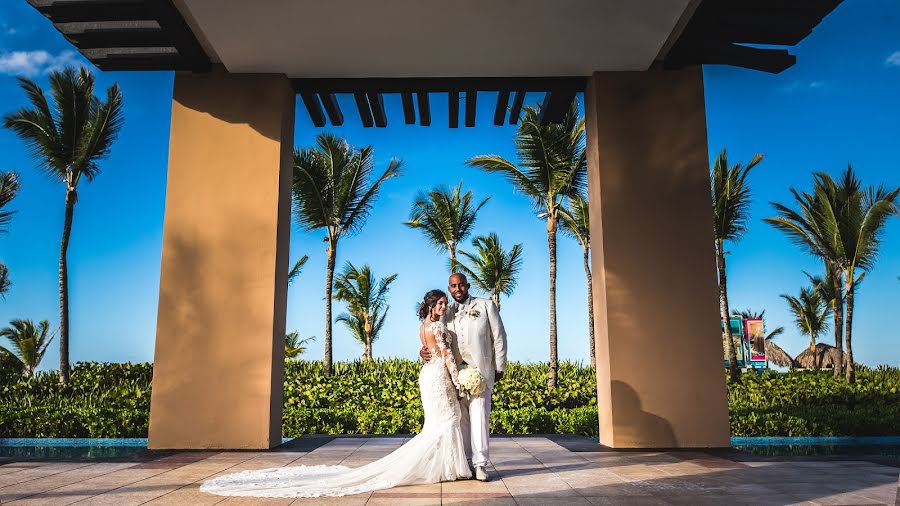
[886,51,900,67]
[809,81,825,89]
[0,50,79,76]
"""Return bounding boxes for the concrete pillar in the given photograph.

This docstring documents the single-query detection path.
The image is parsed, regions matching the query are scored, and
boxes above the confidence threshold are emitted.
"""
[584,67,730,448]
[149,70,294,449]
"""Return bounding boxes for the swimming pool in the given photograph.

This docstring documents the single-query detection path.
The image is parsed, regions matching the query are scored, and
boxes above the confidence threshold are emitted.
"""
[2,436,899,460]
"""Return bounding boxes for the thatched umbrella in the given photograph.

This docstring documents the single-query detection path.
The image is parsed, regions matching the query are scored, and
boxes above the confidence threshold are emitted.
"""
[794,343,842,370]
[765,340,795,369]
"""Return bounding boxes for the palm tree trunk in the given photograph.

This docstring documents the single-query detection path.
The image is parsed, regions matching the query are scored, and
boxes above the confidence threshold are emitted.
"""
[492,293,501,311]
[831,268,844,378]
[58,188,76,384]
[324,240,336,376]
[548,219,558,390]
[365,335,372,361]
[717,239,740,382]
[844,273,855,384]
[449,244,457,273]
[583,245,596,369]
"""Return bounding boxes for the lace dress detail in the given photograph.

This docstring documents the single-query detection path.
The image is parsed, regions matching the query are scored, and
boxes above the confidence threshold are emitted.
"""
[200,320,471,498]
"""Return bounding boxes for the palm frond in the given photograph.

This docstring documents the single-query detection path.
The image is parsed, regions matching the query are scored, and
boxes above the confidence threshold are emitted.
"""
[0,171,21,233]
[288,255,309,286]
[0,319,55,377]
[457,233,523,307]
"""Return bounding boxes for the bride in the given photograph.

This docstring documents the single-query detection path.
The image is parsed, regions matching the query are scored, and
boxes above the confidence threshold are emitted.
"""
[201,289,472,498]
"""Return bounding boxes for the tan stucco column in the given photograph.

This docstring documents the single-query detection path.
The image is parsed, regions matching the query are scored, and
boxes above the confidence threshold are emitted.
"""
[149,70,294,449]
[584,68,730,448]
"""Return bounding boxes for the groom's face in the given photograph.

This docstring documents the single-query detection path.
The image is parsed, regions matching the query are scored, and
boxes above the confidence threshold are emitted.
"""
[448,274,470,303]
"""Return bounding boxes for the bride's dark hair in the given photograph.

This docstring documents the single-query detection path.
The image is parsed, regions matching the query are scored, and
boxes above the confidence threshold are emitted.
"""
[417,289,447,321]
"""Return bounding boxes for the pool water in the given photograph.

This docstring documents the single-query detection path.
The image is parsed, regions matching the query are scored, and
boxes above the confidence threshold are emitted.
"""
[730,436,900,459]
[0,438,294,460]
[2,436,899,460]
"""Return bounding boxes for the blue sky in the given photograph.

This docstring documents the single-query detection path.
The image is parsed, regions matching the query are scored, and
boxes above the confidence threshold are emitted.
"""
[0,0,898,370]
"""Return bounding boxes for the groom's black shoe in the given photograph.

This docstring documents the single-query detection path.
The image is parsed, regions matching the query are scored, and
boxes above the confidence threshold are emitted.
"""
[474,466,489,482]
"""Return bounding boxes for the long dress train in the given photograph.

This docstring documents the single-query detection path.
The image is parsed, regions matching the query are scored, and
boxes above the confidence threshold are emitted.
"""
[200,321,470,498]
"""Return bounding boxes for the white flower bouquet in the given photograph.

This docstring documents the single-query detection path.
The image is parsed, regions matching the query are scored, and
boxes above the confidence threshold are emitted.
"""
[457,366,486,398]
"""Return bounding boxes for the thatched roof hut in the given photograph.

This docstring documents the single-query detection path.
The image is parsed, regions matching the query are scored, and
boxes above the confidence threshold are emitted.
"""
[765,341,795,369]
[794,343,842,369]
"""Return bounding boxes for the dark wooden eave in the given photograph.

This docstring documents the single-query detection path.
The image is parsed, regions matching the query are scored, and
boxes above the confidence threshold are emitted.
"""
[292,77,586,128]
[26,0,211,71]
[663,0,843,74]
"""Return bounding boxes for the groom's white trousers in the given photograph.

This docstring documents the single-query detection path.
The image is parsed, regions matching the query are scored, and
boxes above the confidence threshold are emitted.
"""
[458,390,491,467]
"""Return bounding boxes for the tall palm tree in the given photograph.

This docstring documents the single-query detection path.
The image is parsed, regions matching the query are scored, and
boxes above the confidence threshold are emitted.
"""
[285,331,315,360]
[711,149,763,382]
[333,263,397,360]
[767,166,898,382]
[292,134,401,375]
[0,171,20,299]
[781,285,830,369]
[0,319,56,377]
[457,233,523,311]
[404,182,490,272]
[559,194,596,368]
[805,266,845,377]
[467,102,585,389]
[3,67,123,383]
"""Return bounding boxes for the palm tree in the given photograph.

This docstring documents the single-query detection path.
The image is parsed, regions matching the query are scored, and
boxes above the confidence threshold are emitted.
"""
[559,194,596,368]
[292,134,401,375]
[285,331,315,360]
[767,166,898,382]
[457,233,523,311]
[805,266,845,377]
[467,102,585,389]
[333,263,397,360]
[0,171,20,300]
[711,149,763,382]
[3,67,123,383]
[781,285,830,369]
[404,182,490,272]
[288,255,309,286]
[0,319,56,377]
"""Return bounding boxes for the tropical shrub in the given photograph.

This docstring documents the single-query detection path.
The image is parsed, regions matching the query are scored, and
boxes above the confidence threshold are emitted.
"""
[1,360,898,438]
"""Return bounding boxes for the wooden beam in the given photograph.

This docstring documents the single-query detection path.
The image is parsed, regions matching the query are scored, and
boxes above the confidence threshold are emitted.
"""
[401,92,416,124]
[417,92,431,126]
[354,92,374,128]
[320,93,344,126]
[464,90,477,128]
[299,92,326,127]
[538,91,576,125]
[55,21,170,49]
[666,42,796,74]
[493,90,510,126]
[449,91,459,128]
[367,92,386,127]
[28,0,151,23]
[294,76,587,94]
[509,90,525,125]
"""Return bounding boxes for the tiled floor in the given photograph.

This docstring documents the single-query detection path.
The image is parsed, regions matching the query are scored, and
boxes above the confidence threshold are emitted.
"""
[0,436,897,505]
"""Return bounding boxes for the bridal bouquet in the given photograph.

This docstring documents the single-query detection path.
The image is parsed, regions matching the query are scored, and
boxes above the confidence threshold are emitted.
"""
[457,367,486,398]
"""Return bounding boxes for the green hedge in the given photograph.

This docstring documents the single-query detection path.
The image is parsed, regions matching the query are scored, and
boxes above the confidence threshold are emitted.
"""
[1,360,898,438]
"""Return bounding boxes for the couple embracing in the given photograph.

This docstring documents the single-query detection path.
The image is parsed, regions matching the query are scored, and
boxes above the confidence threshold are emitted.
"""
[202,273,508,498]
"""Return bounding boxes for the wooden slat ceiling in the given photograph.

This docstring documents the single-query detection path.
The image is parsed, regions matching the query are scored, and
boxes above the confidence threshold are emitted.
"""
[27,0,843,126]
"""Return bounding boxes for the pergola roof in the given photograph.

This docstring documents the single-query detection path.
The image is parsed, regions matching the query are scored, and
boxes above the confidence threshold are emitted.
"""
[27,0,843,127]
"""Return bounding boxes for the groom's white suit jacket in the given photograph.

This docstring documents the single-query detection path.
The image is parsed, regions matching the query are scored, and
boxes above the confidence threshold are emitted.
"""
[445,296,508,389]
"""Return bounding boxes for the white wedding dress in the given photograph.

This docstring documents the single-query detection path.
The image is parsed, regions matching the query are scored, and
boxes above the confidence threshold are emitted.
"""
[200,321,471,498]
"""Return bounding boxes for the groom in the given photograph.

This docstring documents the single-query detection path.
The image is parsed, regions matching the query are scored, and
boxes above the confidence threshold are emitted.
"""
[422,273,508,481]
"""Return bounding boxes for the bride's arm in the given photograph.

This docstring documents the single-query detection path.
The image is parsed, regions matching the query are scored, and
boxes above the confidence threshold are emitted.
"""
[433,324,461,391]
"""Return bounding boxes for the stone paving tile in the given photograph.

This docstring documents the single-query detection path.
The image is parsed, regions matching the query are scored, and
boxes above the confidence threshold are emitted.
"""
[0,437,896,505]
[289,492,371,505]
[1,462,136,504]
